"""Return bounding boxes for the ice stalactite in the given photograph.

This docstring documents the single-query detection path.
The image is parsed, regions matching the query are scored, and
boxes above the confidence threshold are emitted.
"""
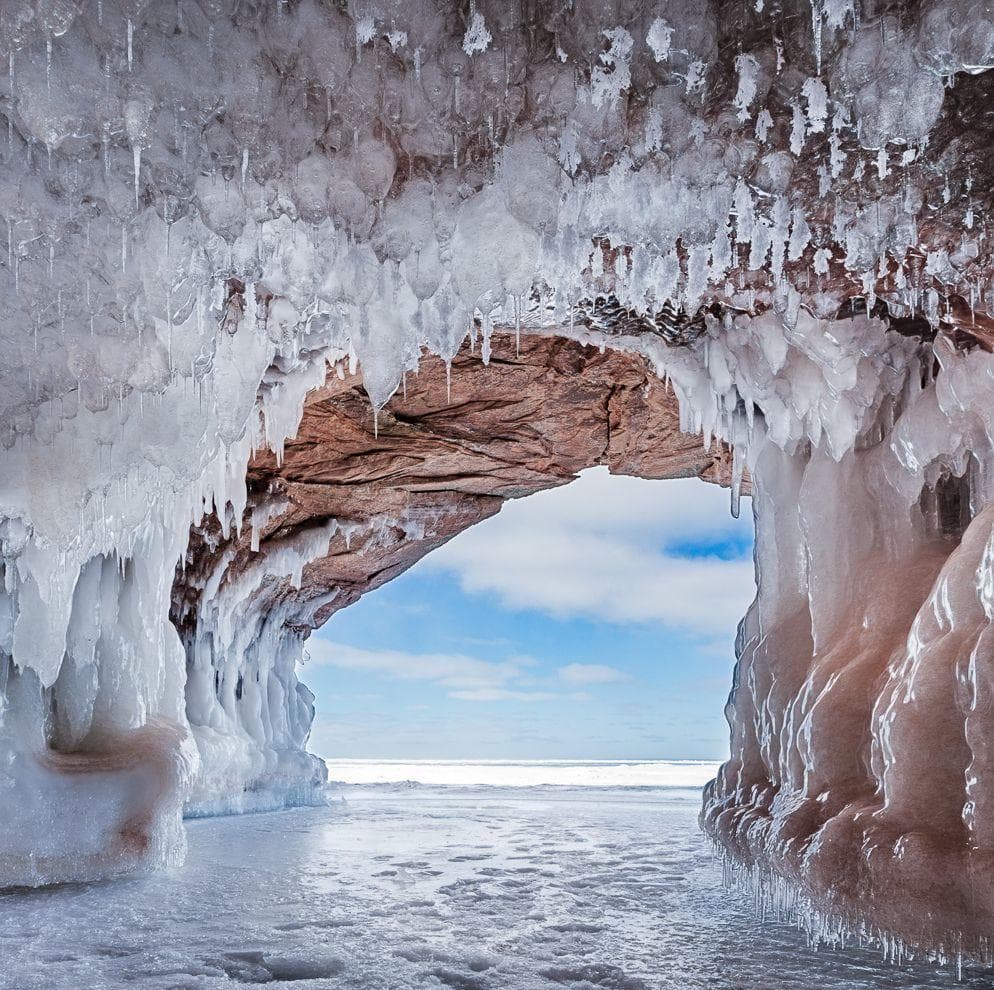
[0,282,341,881]
[547,292,994,955]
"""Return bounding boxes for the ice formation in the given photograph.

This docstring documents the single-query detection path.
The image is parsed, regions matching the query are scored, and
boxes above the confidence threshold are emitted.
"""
[2,0,994,962]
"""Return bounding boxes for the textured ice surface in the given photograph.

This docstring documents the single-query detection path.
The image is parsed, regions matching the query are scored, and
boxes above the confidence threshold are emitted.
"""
[2,784,989,990]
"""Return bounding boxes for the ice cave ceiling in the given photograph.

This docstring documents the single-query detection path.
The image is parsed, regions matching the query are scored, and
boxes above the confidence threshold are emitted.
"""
[9,0,994,967]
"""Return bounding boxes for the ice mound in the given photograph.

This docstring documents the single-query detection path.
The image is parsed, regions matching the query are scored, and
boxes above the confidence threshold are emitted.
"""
[2,0,994,960]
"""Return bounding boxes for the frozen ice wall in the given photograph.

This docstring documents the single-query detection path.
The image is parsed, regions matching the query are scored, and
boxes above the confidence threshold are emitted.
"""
[693,322,994,961]
[4,0,994,954]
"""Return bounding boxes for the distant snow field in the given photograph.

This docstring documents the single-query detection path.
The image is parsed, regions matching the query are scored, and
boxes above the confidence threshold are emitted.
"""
[322,758,721,788]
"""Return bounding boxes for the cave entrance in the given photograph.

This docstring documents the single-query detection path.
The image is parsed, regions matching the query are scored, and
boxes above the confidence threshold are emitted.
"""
[224,336,761,785]
[175,334,760,809]
[300,466,754,783]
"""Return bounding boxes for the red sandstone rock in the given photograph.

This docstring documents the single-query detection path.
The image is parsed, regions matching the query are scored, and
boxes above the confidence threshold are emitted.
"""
[174,333,740,635]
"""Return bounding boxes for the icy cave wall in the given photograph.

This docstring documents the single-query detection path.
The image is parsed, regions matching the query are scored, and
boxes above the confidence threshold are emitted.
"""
[5,0,994,954]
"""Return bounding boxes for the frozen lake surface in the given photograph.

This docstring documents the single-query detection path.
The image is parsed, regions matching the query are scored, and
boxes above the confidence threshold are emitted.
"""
[322,759,722,789]
[1,780,990,989]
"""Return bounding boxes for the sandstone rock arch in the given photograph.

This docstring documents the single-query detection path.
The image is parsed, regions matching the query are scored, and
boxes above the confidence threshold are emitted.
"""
[170,331,739,813]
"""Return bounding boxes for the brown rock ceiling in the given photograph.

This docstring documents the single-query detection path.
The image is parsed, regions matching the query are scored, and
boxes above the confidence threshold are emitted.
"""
[173,332,738,637]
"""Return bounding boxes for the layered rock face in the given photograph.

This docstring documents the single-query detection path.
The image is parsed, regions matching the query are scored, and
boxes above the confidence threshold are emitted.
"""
[3,0,994,961]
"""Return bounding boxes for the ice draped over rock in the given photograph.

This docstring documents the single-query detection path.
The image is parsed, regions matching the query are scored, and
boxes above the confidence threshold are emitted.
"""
[697,327,994,958]
[2,0,994,956]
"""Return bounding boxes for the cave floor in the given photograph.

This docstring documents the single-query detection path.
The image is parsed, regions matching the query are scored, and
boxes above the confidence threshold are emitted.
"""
[0,786,986,990]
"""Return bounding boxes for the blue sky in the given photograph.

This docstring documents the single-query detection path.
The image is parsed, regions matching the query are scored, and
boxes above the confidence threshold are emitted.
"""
[304,468,755,761]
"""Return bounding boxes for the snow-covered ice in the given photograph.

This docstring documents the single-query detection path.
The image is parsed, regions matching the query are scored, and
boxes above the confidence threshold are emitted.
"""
[323,759,721,789]
[1,779,988,990]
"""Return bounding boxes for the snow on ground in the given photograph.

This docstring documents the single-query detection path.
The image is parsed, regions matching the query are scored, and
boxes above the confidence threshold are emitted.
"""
[321,759,721,789]
[0,782,989,990]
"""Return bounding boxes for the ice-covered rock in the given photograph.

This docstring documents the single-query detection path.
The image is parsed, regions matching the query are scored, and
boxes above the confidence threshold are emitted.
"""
[3,1,994,963]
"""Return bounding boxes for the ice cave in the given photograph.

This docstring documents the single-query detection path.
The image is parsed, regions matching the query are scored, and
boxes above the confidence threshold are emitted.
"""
[8,0,994,973]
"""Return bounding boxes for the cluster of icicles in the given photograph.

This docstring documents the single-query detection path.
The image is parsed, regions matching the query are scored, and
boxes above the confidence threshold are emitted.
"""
[716,850,987,982]
[2,0,994,970]
[3,0,994,445]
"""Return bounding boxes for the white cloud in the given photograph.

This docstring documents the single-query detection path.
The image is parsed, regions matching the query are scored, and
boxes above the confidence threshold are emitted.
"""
[459,467,752,544]
[306,639,599,703]
[420,469,755,635]
[304,638,529,693]
[448,688,562,702]
[558,663,630,685]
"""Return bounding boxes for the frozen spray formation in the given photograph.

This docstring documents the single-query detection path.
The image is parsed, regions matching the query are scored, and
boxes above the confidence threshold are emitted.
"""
[3,0,994,960]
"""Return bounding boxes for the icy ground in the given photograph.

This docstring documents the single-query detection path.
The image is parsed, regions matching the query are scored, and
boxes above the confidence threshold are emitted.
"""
[320,760,721,789]
[1,785,989,990]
